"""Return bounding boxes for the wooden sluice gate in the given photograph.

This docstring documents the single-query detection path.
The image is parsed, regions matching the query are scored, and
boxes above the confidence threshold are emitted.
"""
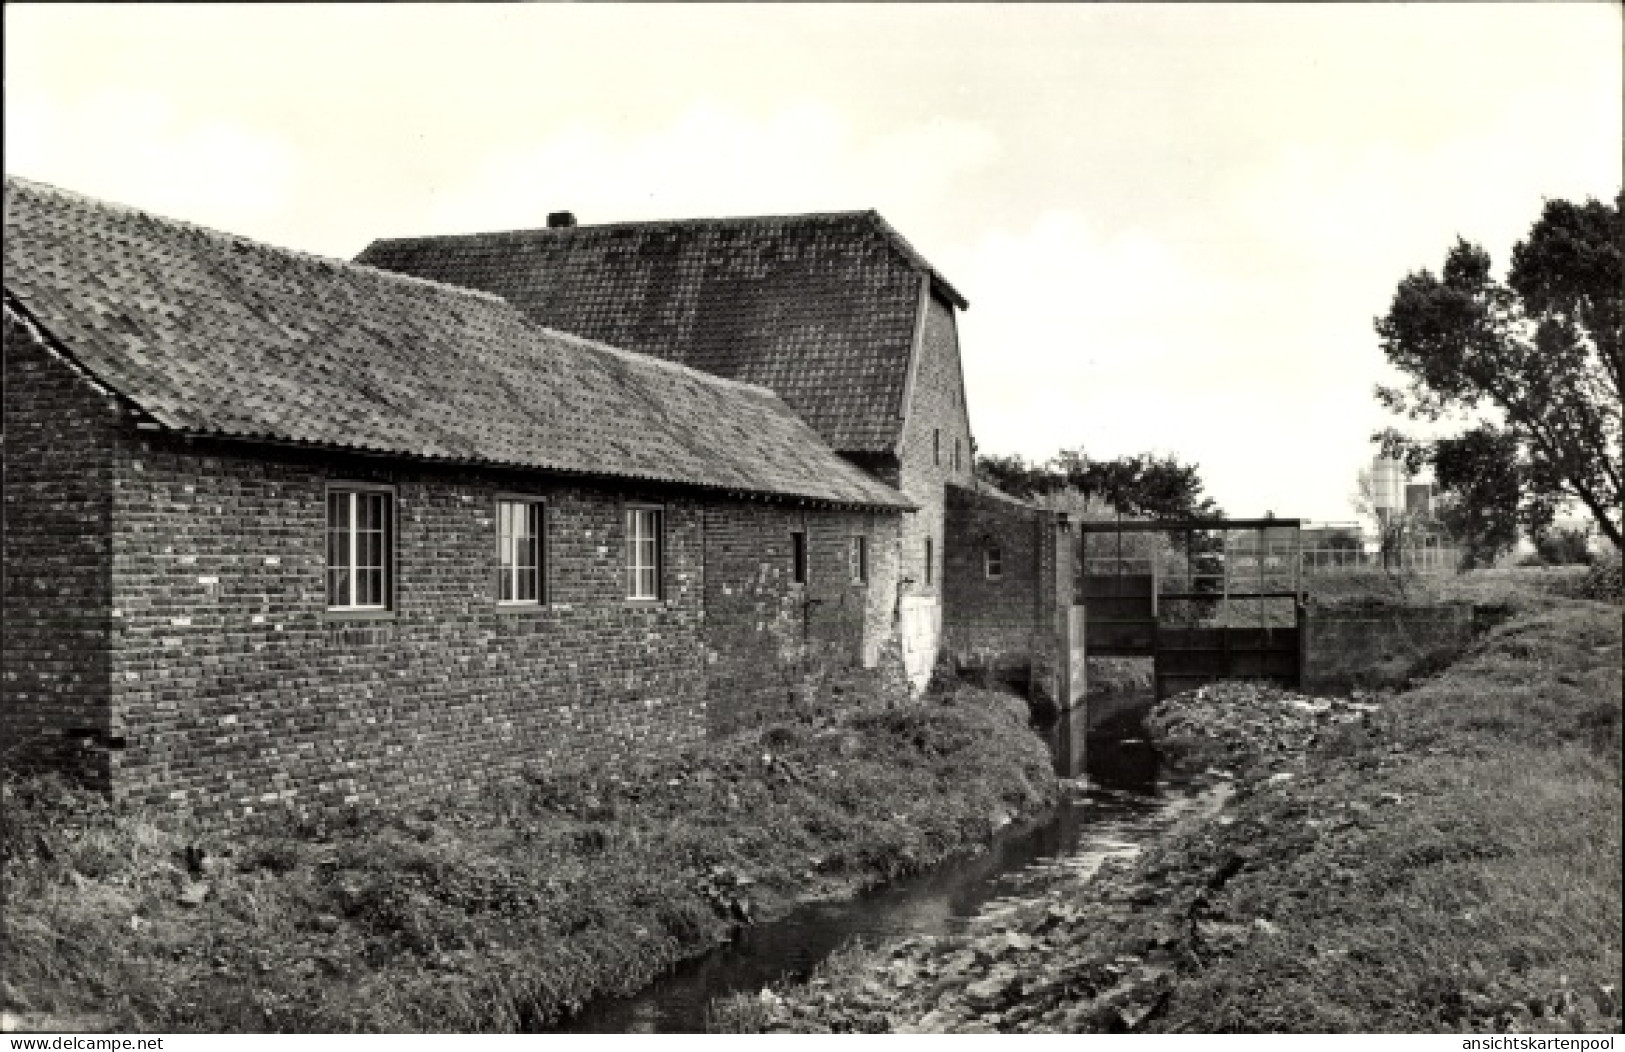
[1076,518,1305,700]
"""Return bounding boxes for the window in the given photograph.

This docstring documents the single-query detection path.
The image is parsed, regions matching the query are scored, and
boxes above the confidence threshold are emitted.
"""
[791,530,807,585]
[925,535,934,585]
[327,486,392,610]
[850,535,869,585]
[954,437,962,472]
[985,543,1004,580]
[933,429,941,466]
[625,506,663,600]
[496,499,544,605]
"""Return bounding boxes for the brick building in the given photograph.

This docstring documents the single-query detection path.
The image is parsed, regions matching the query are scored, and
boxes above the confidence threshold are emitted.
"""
[942,481,1075,702]
[358,211,978,690]
[2,178,912,816]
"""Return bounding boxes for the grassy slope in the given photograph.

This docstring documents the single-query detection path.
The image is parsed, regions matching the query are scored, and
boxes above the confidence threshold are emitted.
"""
[713,585,1621,1034]
[0,688,1055,1033]
[1148,599,1621,1032]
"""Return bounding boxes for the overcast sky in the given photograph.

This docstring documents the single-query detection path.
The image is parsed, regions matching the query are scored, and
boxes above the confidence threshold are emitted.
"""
[6,4,1620,522]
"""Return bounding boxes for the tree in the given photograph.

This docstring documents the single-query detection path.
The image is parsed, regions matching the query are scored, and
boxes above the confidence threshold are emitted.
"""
[1532,525,1594,567]
[1373,191,1623,550]
[978,448,1221,520]
[1428,425,1531,568]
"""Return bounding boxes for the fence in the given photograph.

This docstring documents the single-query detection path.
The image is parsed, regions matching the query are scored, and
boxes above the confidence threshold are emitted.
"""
[1299,545,1461,575]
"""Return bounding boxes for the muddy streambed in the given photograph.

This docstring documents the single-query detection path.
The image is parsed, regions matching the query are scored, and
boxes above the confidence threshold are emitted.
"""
[557,695,1227,1034]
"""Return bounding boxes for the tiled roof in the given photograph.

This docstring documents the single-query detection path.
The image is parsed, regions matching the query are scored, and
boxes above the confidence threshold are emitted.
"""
[3,177,911,511]
[356,211,966,456]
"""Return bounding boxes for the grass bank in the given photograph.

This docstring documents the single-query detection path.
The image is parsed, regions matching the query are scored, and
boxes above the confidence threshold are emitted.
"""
[0,688,1055,1033]
[714,592,1621,1033]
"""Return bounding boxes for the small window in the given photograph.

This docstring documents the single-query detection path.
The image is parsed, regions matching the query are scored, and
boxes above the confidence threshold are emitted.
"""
[497,499,544,605]
[850,535,869,585]
[933,429,941,466]
[625,506,664,600]
[791,530,808,585]
[327,486,392,610]
[985,543,1003,580]
[954,437,962,472]
[925,535,934,586]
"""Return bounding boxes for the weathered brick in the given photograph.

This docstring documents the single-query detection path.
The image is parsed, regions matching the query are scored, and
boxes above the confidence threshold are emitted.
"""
[5,312,907,818]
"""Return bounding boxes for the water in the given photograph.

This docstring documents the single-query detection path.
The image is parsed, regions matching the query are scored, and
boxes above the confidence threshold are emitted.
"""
[558,693,1213,1034]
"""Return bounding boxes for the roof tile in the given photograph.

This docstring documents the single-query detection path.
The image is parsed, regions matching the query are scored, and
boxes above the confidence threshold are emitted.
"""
[357,211,963,456]
[4,177,910,511]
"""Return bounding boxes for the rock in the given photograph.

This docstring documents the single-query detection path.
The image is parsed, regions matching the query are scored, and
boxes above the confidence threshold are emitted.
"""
[902,1008,954,1033]
[0,980,31,1012]
[177,881,211,908]
[964,970,1019,1010]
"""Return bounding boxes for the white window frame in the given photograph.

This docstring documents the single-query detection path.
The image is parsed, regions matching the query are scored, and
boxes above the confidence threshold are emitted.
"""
[985,543,1004,580]
[850,535,869,585]
[326,484,394,612]
[496,497,545,606]
[625,505,664,601]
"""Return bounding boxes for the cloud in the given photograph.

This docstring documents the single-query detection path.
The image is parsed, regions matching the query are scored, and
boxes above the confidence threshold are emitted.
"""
[6,90,299,237]
[943,209,1389,520]
[426,99,998,233]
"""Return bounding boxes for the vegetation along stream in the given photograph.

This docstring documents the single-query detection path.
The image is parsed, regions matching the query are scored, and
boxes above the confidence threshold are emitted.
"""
[557,696,1229,1034]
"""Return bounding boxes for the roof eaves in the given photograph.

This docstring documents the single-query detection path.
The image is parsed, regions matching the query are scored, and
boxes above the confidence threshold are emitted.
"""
[6,293,911,512]
[151,426,917,512]
[864,210,968,310]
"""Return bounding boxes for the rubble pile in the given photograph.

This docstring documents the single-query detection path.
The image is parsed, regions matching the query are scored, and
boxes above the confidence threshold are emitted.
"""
[1147,682,1385,775]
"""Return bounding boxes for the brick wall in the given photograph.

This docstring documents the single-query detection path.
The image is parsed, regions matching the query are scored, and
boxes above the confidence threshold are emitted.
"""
[941,483,1075,704]
[104,432,723,815]
[4,333,905,815]
[892,288,976,686]
[943,484,1045,671]
[703,504,901,735]
[2,312,120,785]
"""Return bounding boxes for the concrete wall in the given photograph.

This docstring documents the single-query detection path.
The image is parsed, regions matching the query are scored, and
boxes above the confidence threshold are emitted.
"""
[1302,600,1477,695]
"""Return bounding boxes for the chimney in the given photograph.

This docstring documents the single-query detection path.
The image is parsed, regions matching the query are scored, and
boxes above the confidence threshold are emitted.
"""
[547,211,577,229]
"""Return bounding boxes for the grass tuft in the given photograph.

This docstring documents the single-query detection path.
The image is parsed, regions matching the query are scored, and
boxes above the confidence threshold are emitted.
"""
[1,687,1054,1033]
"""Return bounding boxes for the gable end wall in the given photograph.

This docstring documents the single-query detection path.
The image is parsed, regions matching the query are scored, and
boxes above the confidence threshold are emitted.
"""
[893,289,976,685]
[2,310,118,785]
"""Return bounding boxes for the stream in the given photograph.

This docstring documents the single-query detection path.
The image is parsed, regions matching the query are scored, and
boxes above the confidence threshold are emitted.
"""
[558,692,1218,1034]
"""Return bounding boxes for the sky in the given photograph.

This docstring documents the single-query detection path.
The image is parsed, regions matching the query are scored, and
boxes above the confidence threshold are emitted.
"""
[6,4,1620,523]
